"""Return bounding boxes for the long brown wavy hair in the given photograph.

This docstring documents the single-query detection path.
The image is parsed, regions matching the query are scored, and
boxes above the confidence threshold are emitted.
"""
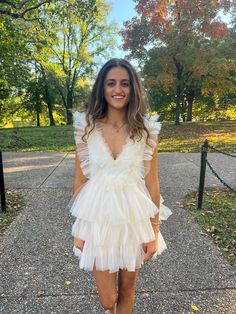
[83,58,150,142]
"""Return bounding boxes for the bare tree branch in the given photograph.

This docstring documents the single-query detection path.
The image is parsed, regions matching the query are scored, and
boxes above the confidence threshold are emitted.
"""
[0,0,52,19]
[22,0,51,17]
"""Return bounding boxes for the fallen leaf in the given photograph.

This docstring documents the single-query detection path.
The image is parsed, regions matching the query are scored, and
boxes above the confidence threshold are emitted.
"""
[191,305,199,311]
[140,292,150,299]
[37,291,45,297]
[65,280,72,286]
[207,226,218,233]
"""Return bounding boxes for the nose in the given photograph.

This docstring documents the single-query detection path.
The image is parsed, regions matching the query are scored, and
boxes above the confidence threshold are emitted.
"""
[114,83,122,93]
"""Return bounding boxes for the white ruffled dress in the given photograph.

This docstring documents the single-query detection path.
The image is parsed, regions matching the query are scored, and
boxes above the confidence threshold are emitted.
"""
[69,112,172,273]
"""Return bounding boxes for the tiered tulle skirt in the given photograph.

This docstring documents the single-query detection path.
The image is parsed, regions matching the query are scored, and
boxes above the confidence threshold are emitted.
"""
[69,177,172,273]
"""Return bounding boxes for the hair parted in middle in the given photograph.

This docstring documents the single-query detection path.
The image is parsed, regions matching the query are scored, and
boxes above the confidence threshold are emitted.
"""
[83,58,151,142]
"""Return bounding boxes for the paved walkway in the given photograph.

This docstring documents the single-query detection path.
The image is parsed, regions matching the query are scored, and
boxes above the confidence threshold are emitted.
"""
[0,152,235,314]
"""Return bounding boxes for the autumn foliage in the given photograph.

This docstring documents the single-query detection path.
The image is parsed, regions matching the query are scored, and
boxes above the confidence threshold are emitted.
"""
[122,0,236,124]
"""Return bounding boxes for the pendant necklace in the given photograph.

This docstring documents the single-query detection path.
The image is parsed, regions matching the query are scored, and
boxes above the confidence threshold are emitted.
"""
[113,122,127,133]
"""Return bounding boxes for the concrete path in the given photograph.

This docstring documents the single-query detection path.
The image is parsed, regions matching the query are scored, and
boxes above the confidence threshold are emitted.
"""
[0,152,235,314]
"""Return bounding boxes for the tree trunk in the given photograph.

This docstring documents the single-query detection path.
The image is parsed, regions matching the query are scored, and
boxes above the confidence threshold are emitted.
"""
[186,88,194,121]
[66,69,77,125]
[35,83,41,127]
[48,103,55,126]
[175,84,181,125]
[36,112,40,127]
[181,97,187,122]
[66,87,73,125]
[66,108,73,125]
[173,56,183,125]
[40,65,55,126]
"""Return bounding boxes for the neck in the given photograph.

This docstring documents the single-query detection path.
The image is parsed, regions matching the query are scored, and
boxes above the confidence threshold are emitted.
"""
[105,107,127,125]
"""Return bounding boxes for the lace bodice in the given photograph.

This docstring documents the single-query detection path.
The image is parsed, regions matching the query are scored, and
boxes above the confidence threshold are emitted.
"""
[73,112,161,182]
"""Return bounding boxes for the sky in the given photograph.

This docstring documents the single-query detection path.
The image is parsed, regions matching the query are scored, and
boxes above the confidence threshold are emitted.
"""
[107,0,137,58]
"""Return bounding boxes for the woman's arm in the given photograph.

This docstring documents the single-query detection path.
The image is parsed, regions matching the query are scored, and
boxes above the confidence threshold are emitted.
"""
[143,141,160,261]
[145,142,160,230]
[73,151,88,195]
[73,152,88,250]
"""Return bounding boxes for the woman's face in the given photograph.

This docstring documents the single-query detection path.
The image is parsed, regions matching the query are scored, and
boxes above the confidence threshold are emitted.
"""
[104,66,130,110]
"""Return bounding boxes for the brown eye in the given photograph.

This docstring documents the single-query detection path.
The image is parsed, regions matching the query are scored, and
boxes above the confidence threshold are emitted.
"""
[122,82,130,87]
[107,81,114,86]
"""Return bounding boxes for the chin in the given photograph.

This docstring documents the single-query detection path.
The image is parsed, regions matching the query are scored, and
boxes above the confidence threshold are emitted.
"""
[110,104,128,111]
[108,102,128,110]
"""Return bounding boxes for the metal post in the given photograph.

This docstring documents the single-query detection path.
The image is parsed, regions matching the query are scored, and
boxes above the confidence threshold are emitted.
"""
[197,139,208,209]
[0,151,6,212]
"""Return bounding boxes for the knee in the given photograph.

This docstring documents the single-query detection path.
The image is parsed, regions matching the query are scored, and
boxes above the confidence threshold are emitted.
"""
[99,294,117,310]
[119,287,135,300]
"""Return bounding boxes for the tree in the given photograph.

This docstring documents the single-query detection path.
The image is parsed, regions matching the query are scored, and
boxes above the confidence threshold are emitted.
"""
[0,15,32,126]
[22,78,44,127]
[30,0,115,124]
[0,15,30,88]
[122,0,236,124]
[0,0,116,126]
[0,0,51,20]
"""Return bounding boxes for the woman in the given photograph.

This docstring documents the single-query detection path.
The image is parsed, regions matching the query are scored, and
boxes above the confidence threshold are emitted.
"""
[69,58,172,314]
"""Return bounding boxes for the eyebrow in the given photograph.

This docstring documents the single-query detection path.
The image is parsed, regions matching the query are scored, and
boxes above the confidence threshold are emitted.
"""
[105,78,130,82]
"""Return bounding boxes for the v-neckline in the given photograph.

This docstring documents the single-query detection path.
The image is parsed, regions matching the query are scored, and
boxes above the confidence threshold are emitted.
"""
[95,124,130,161]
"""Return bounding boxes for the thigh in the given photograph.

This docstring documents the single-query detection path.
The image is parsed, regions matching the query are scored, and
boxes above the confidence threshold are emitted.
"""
[118,268,140,292]
[93,265,117,302]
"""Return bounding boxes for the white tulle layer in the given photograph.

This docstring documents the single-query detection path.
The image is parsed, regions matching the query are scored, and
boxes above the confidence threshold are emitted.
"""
[70,177,172,273]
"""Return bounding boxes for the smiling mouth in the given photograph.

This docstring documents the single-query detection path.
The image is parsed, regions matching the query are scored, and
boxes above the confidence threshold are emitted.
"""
[112,95,125,99]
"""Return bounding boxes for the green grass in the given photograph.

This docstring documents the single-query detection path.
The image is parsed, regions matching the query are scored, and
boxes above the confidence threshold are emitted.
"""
[0,190,25,235]
[159,120,236,153]
[0,125,75,152]
[181,188,236,267]
[0,120,235,152]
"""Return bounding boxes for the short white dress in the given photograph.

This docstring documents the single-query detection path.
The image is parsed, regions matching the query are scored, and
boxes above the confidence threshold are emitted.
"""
[69,111,172,273]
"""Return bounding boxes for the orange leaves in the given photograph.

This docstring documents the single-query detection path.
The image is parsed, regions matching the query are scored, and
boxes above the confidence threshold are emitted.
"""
[124,0,233,53]
[155,4,168,20]
[200,20,229,39]
[211,21,229,38]
[122,0,235,105]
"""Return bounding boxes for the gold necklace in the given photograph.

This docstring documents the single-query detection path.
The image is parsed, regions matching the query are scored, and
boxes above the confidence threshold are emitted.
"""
[112,122,127,133]
[101,120,127,133]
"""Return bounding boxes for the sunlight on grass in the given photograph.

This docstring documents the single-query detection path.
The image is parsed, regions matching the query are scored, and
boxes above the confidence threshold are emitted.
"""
[0,121,235,153]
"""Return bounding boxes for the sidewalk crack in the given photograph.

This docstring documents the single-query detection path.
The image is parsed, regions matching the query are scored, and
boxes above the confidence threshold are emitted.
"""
[38,153,69,188]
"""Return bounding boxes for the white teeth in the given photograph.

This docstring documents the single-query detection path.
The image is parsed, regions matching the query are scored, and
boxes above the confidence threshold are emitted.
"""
[113,96,124,99]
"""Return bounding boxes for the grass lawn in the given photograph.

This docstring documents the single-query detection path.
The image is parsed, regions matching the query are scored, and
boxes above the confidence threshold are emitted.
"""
[0,120,235,153]
[181,188,236,267]
[0,190,25,235]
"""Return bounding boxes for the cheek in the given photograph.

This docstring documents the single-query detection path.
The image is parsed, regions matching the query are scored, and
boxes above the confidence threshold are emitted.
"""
[126,89,130,100]
[104,87,111,99]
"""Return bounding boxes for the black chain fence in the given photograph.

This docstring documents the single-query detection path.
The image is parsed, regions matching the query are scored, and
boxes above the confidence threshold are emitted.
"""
[198,139,236,209]
[206,144,236,193]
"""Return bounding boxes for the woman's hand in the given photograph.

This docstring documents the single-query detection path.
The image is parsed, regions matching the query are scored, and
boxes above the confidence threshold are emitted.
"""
[142,231,159,262]
[74,237,85,251]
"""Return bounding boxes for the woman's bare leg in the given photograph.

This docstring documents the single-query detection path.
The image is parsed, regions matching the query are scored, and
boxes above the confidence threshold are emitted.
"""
[116,268,140,314]
[93,265,117,313]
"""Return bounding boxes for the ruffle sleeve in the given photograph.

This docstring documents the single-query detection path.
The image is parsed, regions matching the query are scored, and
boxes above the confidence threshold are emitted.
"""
[143,114,161,177]
[143,114,173,221]
[73,111,90,179]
